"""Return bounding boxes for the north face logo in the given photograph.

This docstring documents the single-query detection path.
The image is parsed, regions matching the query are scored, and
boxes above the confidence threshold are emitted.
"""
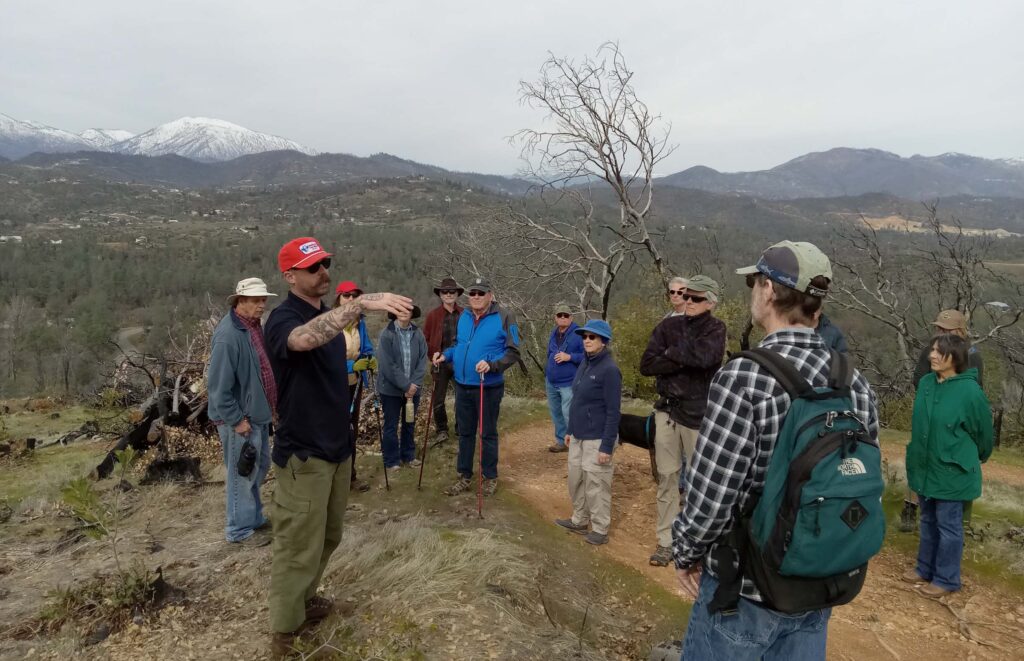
[837,458,866,476]
[299,241,321,255]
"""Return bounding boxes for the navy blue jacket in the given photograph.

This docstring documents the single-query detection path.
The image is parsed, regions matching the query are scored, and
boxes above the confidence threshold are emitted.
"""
[376,321,427,397]
[816,314,848,354]
[545,322,584,387]
[567,348,622,454]
[442,302,521,387]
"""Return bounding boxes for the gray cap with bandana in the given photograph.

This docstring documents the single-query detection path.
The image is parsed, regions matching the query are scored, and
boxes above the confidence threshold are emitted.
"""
[736,240,832,297]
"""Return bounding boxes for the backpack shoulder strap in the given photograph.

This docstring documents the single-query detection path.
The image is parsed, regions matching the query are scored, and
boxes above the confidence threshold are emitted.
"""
[732,348,814,399]
[826,349,854,391]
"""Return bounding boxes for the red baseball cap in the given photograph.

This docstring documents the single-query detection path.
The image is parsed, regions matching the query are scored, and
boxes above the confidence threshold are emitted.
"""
[335,280,363,297]
[278,237,333,272]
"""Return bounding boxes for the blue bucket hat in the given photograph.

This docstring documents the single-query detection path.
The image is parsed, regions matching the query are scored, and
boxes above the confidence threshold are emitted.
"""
[574,319,613,343]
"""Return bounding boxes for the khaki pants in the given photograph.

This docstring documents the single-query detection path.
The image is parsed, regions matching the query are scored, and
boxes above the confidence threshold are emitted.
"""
[567,439,615,535]
[269,454,352,633]
[654,411,698,547]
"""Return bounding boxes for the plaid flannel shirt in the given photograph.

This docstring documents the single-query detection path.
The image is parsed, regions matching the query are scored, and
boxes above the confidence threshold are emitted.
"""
[672,328,879,602]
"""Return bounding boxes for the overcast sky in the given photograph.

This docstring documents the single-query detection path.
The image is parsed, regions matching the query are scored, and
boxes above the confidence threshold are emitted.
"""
[2,1,1021,174]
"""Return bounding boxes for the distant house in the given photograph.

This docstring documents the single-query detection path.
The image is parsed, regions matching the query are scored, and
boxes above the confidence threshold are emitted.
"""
[0,235,23,243]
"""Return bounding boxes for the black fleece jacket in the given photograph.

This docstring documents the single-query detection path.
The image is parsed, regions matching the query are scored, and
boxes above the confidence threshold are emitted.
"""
[639,311,727,428]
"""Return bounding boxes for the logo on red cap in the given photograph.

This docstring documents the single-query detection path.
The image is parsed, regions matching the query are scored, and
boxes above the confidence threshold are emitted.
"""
[278,236,333,272]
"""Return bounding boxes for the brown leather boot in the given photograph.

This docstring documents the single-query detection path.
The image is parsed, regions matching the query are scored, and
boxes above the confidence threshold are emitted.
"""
[270,631,298,659]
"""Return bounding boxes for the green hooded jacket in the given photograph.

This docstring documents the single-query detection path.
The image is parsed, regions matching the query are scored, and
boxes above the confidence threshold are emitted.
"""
[906,368,993,501]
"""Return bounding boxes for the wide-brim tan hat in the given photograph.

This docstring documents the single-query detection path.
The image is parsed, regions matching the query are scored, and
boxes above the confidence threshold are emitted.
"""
[227,277,278,306]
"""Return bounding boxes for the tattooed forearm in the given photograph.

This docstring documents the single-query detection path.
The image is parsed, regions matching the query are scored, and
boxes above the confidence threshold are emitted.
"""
[287,302,362,351]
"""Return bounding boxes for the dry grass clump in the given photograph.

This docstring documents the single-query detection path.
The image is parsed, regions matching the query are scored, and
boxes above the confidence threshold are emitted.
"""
[310,515,594,659]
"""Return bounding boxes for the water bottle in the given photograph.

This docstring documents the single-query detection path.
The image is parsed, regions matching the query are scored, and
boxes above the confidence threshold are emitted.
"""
[404,398,415,422]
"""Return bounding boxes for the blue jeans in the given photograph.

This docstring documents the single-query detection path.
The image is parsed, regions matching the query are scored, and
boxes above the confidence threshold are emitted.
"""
[916,496,964,591]
[545,380,573,446]
[381,392,421,468]
[218,422,270,542]
[455,382,503,479]
[681,573,831,661]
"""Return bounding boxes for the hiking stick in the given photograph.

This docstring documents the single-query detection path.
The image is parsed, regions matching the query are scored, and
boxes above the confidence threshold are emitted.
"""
[477,372,485,518]
[416,366,437,490]
[349,375,364,478]
[368,370,390,491]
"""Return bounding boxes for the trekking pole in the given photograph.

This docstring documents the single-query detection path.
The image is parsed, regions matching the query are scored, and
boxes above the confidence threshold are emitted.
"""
[477,371,485,519]
[369,370,390,491]
[349,374,364,474]
[416,365,438,490]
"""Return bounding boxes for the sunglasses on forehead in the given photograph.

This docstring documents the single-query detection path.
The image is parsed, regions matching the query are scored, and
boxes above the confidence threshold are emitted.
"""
[292,258,331,274]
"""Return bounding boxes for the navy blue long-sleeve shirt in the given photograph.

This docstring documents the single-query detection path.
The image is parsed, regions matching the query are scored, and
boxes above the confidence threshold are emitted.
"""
[567,348,622,454]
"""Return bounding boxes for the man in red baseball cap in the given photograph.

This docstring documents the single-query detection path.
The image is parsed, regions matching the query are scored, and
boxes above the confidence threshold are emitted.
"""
[264,236,411,656]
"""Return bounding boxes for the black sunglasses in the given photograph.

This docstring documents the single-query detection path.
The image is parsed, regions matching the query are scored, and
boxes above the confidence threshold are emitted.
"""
[682,293,707,303]
[555,312,571,319]
[745,273,758,289]
[668,288,685,296]
[339,292,359,299]
[293,258,331,274]
[467,290,487,297]
[439,289,459,295]
[581,333,603,341]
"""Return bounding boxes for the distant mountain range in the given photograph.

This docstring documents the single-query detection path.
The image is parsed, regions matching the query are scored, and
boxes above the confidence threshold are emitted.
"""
[658,148,1024,200]
[5,150,531,196]
[0,114,315,162]
[4,112,1024,200]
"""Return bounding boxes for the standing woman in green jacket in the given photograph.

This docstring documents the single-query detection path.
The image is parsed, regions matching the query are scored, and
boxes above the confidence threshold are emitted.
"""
[904,334,993,598]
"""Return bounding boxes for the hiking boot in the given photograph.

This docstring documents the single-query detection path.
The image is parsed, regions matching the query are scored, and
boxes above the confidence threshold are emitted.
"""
[918,583,953,599]
[482,478,498,497]
[350,477,371,493]
[236,532,271,548]
[431,430,449,447]
[901,569,926,584]
[554,518,589,534]
[404,458,422,468]
[271,632,298,659]
[585,531,608,545]
[304,595,334,622]
[649,545,673,567]
[548,443,568,453]
[444,476,472,496]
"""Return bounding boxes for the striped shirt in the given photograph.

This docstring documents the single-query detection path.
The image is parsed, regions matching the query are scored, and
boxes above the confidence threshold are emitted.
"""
[672,328,879,602]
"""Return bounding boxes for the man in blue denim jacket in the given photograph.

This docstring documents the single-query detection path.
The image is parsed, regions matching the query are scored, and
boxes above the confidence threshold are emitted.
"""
[544,303,584,453]
[207,277,278,547]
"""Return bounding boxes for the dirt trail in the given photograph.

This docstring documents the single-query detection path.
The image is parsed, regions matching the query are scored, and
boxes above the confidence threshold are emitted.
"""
[879,442,1024,489]
[501,422,1024,660]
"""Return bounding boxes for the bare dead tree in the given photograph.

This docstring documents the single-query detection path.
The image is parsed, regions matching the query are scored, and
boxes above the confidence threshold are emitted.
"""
[448,43,675,321]
[829,203,1023,400]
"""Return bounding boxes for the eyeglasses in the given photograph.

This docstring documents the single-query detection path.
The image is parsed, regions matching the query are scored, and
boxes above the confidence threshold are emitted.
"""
[682,293,707,303]
[439,290,459,295]
[581,333,602,341]
[467,290,487,297]
[555,313,571,319]
[668,289,685,296]
[293,258,331,274]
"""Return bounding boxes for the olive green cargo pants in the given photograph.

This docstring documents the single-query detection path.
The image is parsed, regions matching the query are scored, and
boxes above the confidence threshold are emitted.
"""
[269,454,352,634]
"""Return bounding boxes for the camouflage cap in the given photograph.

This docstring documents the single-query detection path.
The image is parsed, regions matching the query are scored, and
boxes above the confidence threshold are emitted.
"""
[683,274,721,297]
[553,302,573,316]
[736,240,832,298]
[931,309,967,331]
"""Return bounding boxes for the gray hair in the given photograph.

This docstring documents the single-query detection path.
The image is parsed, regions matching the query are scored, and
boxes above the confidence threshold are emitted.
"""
[668,276,688,290]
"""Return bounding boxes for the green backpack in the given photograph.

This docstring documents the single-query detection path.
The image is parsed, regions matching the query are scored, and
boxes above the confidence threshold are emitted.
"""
[709,348,885,614]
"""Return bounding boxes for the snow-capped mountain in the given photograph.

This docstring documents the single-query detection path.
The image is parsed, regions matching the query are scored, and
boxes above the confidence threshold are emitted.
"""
[113,117,317,161]
[80,128,135,148]
[0,113,95,159]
